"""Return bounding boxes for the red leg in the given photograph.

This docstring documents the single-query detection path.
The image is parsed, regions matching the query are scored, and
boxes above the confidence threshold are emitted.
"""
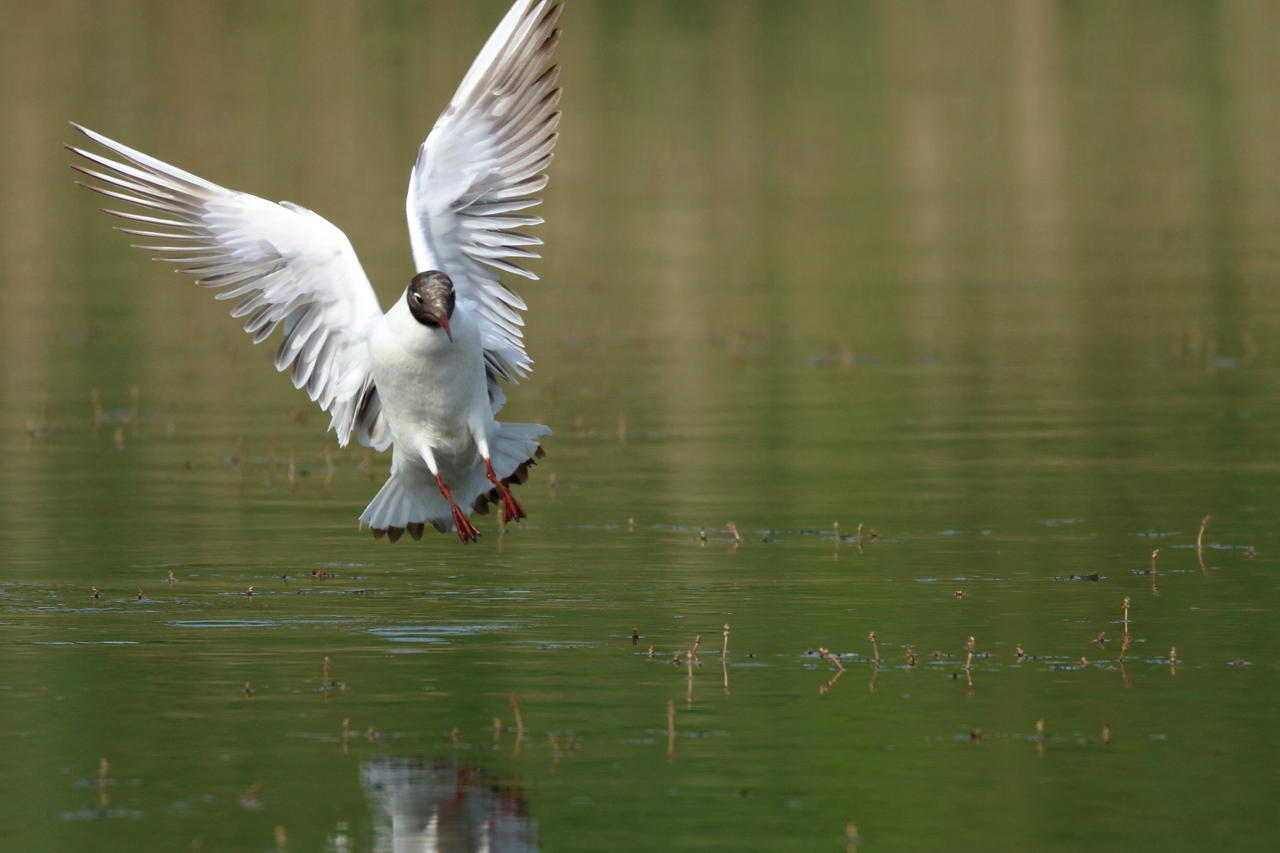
[484,458,527,523]
[433,472,480,542]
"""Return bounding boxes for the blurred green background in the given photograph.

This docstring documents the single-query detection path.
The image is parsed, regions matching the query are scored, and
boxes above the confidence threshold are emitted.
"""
[1,1,1278,851]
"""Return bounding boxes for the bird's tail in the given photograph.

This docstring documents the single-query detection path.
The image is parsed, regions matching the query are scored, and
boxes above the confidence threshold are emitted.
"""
[358,423,550,541]
[358,467,453,542]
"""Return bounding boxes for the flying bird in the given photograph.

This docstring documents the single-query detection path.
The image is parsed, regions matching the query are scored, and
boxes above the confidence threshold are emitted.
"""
[67,0,562,543]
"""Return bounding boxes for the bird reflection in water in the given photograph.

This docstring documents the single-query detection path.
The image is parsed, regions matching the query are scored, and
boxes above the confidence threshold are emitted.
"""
[357,758,537,852]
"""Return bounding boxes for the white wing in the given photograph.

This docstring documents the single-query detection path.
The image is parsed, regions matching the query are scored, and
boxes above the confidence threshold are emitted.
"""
[68,124,390,449]
[407,0,562,384]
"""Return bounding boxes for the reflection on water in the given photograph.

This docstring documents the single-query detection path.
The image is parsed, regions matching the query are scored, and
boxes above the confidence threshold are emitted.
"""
[357,758,536,853]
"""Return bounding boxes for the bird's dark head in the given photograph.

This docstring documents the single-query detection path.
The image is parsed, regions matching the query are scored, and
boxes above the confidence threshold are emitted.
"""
[406,270,456,340]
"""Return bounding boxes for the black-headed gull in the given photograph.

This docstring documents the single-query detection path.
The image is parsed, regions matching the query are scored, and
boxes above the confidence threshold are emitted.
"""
[68,0,561,543]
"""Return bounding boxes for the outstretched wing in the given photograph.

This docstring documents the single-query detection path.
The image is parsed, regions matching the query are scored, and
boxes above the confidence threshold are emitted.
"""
[406,0,562,386]
[68,124,390,449]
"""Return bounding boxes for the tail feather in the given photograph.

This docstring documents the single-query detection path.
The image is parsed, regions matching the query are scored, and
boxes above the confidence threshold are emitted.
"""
[359,468,452,536]
[360,422,551,541]
[492,422,549,478]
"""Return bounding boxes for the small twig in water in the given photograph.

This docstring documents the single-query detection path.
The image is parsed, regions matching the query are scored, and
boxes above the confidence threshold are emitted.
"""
[97,758,109,807]
[965,636,976,670]
[666,699,676,763]
[722,624,730,657]
[510,694,525,732]
[1196,515,1211,573]
[867,631,880,664]
[818,647,845,672]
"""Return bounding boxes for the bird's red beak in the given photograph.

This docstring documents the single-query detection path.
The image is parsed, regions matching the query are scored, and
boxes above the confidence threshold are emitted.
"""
[438,314,453,342]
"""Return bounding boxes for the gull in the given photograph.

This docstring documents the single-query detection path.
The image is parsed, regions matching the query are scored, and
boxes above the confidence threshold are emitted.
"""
[67,0,562,543]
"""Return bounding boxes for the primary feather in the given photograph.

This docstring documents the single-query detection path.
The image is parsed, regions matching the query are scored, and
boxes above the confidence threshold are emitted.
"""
[68,124,390,449]
[407,0,562,385]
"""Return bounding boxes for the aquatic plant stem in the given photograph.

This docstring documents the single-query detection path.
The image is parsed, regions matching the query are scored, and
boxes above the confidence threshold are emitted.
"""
[1197,515,1211,573]
[510,694,525,732]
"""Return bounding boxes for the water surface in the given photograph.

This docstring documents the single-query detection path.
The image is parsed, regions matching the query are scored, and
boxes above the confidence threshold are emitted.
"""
[2,1,1279,850]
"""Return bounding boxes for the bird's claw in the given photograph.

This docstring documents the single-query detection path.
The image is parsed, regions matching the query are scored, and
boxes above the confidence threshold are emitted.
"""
[499,491,526,524]
[485,458,527,525]
[452,506,480,543]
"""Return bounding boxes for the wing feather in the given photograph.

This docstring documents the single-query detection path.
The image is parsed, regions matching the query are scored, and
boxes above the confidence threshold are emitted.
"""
[68,124,388,448]
[406,0,562,385]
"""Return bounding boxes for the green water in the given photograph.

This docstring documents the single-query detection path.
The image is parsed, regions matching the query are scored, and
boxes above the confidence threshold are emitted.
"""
[2,1,1279,850]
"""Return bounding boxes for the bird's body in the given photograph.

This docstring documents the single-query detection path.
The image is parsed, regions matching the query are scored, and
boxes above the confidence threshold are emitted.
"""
[369,296,490,465]
[361,292,547,541]
[68,0,562,542]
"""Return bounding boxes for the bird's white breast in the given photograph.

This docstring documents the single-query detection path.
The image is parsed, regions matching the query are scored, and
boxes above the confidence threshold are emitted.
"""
[367,296,489,457]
